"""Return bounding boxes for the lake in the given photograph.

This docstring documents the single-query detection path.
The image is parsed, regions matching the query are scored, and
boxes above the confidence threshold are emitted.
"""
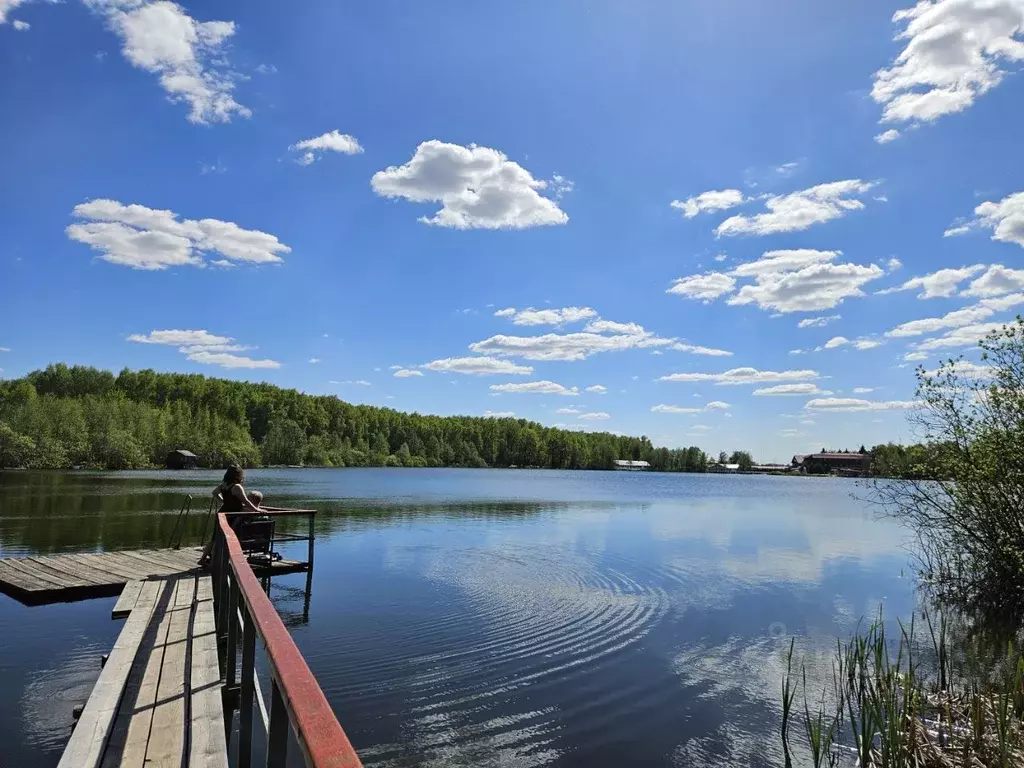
[0,468,915,767]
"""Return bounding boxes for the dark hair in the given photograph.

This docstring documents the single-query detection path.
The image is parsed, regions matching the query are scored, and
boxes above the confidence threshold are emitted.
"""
[223,465,244,485]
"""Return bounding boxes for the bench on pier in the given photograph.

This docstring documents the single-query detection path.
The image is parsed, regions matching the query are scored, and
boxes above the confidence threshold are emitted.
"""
[59,576,228,768]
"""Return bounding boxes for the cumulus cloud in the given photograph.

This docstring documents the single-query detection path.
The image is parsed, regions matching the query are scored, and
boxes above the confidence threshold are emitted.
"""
[962,265,1024,296]
[715,180,876,236]
[67,199,290,270]
[668,249,883,313]
[489,381,580,396]
[393,368,424,378]
[671,189,745,218]
[651,402,731,414]
[308,358,321,364]
[824,336,849,349]
[129,328,279,368]
[585,385,607,394]
[872,0,1024,128]
[852,387,875,393]
[371,140,567,229]
[666,272,737,300]
[496,306,597,326]
[290,129,363,165]
[886,304,998,337]
[483,411,516,418]
[88,0,250,124]
[798,314,841,328]
[420,357,533,375]
[658,367,819,385]
[556,407,581,415]
[923,360,993,378]
[670,342,733,356]
[753,383,833,396]
[468,321,676,362]
[805,397,918,412]
[334,380,371,386]
[915,322,1006,350]
[578,412,610,421]
[0,1,29,24]
[875,129,901,144]
[904,351,930,361]
[877,264,985,298]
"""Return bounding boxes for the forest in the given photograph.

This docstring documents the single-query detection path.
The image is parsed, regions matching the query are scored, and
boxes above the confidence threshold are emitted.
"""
[0,364,724,472]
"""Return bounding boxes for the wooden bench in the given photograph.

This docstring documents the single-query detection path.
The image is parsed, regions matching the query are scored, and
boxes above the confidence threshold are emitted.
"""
[59,576,228,768]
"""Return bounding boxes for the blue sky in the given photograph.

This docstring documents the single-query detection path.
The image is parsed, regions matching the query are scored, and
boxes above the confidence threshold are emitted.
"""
[2,0,1023,462]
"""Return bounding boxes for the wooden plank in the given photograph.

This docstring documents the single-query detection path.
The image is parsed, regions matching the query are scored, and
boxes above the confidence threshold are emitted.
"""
[112,581,144,620]
[188,576,228,767]
[130,549,202,573]
[0,560,55,593]
[61,553,145,583]
[116,551,193,577]
[144,577,193,766]
[0,558,68,590]
[92,552,176,579]
[57,580,162,768]
[116,579,179,768]
[26,556,111,587]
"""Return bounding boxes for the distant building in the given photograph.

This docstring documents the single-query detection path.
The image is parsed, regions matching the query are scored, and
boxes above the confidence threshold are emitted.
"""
[614,460,650,471]
[708,463,741,473]
[791,451,870,476]
[165,449,198,469]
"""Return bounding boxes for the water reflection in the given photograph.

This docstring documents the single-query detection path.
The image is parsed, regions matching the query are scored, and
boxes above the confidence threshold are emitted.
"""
[0,469,916,767]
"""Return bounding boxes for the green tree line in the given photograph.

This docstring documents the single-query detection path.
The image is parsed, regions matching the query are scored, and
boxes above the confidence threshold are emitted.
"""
[0,364,726,471]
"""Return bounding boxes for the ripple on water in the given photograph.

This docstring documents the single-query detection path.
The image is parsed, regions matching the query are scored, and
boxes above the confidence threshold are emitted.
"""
[320,543,677,766]
[21,642,107,752]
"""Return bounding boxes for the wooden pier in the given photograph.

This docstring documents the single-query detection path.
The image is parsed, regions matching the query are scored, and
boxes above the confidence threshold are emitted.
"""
[0,509,364,768]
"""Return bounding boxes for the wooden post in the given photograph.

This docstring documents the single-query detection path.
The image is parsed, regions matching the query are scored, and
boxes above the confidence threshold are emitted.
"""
[239,608,256,768]
[266,678,289,767]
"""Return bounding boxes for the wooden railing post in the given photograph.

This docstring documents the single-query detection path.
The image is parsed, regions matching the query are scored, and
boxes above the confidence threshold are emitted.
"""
[239,607,256,768]
[266,678,289,767]
[226,574,239,690]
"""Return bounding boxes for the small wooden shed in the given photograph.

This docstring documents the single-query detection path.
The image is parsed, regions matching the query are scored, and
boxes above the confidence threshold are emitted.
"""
[165,449,198,469]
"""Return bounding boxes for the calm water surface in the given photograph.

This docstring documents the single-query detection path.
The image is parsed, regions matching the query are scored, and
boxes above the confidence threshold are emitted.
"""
[0,469,915,767]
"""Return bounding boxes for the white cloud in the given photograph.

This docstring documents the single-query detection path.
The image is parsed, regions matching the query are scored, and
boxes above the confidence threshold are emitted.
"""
[966,193,1024,247]
[877,264,985,298]
[854,338,884,350]
[497,306,597,326]
[578,412,610,421]
[671,189,745,218]
[923,360,993,378]
[556,407,581,414]
[805,397,918,412]
[886,304,996,337]
[962,264,1024,297]
[727,262,884,313]
[490,380,580,396]
[659,367,819,385]
[797,314,841,328]
[713,253,728,262]
[650,402,729,414]
[550,174,574,199]
[393,368,423,378]
[944,224,972,237]
[371,140,567,229]
[915,322,1006,350]
[128,328,279,369]
[824,336,849,349]
[12,18,29,29]
[289,130,363,164]
[91,0,250,124]
[874,129,901,144]
[67,199,290,270]
[690,424,712,431]
[128,329,230,346]
[904,351,929,361]
[670,342,733,356]
[872,0,1024,128]
[0,347,9,352]
[666,272,737,300]
[483,411,516,418]
[729,249,840,279]
[334,380,371,386]
[789,349,807,355]
[585,384,607,394]
[469,322,674,362]
[0,0,28,25]
[852,387,875,394]
[887,256,902,270]
[421,356,533,375]
[753,383,833,396]
[185,350,280,369]
[715,180,876,236]
[308,357,321,364]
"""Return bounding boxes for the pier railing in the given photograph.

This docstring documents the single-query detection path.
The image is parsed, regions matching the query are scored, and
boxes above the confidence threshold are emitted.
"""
[211,510,363,768]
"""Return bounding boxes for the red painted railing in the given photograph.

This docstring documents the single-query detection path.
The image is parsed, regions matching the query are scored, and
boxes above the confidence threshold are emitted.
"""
[212,512,364,768]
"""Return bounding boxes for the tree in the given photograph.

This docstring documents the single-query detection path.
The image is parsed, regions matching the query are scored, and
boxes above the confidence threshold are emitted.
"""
[729,450,754,470]
[717,451,728,464]
[870,318,1024,616]
[0,421,35,468]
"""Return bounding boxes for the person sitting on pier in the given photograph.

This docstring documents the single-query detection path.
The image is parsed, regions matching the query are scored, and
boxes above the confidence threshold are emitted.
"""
[199,465,265,565]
